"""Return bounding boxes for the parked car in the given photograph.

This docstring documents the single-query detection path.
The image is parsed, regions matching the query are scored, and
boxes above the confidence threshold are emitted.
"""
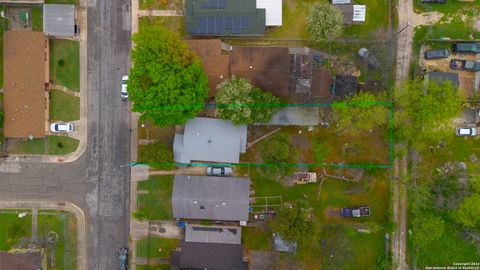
[341,206,370,217]
[420,0,446,3]
[50,122,74,133]
[121,75,129,101]
[456,127,478,137]
[118,248,129,270]
[206,166,233,176]
[452,42,480,53]
[424,49,450,59]
[450,59,480,72]
[357,48,381,68]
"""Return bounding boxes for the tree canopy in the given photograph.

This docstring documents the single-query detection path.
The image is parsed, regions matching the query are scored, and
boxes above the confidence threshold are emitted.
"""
[333,91,388,136]
[269,203,315,244]
[455,193,480,228]
[138,141,174,169]
[128,26,209,126]
[259,132,298,178]
[216,77,281,125]
[307,3,344,43]
[410,211,445,249]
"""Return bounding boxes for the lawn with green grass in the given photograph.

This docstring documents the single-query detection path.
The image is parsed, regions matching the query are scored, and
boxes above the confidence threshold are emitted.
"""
[50,40,80,92]
[242,226,273,251]
[139,16,185,36]
[32,7,43,32]
[137,176,174,220]
[0,15,4,88]
[38,210,77,270]
[45,0,79,4]
[10,138,46,154]
[47,136,79,155]
[49,90,80,121]
[139,0,183,10]
[137,237,179,258]
[0,210,32,251]
[414,0,480,14]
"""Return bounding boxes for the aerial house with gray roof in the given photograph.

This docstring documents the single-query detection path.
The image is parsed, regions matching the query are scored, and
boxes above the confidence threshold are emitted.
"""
[43,4,77,37]
[172,175,251,222]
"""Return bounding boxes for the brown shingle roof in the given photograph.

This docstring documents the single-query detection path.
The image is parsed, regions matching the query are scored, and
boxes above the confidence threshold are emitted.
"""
[3,31,48,138]
[186,39,230,97]
[311,68,332,97]
[230,46,290,98]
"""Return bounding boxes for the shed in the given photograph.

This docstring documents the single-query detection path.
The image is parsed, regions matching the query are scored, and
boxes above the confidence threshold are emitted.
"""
[334,4,366,24]
[43,4,75,37]
[173,117,247,163]
[172,175,251,221]
[3,31,49,138]
[331,0,351,4]
[256,0,283,26]
[332,75,358,97]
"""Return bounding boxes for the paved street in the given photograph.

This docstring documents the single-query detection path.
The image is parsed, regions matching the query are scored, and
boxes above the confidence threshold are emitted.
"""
[0,0,132,269]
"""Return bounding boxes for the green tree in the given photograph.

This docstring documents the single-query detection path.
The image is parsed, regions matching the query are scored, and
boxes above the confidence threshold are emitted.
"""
[269,203,315,244]
[138,141,174,169]
[455,194,480,228]
[216,77,281,125]
[259,132,297,177]
[410,211,445,249]
[394,80,462,148]
[307,3,344,43]
[333,91,388,136]
[128,26,208,126]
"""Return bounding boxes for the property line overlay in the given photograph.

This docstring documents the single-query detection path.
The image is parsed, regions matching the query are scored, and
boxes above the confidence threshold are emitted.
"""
[137,102,394,169]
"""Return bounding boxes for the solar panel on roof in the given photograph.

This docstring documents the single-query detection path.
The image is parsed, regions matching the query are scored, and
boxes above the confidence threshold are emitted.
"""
[224,16,232,28]
[215,17,224,34]
[240,16,249,28]
[232,27,241,35]
[218,0,227,9]
[233,16,241,29]
[207,17,216,34]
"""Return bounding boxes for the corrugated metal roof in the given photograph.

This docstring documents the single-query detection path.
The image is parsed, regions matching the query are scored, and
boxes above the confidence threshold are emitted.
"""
[172,175,251,221]
[185,225,242,244]
[43,4,75,36]
[173,117,247,163]
[331,0,351,4]
[256,0,282,26]
[353,5,366,22]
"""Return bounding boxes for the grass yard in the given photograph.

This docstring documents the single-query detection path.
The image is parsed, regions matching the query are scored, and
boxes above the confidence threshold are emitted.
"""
[139,16,185,36]
[265,0,390,39]
[137,237,179,258]
[49,90,80,121]
[137,176,174,220]
[32,7,43,32]
[0,15,4,88]
[414,0,480,14]
[242,226,273,251]
[138,121,175,142]
[9,138,46,154]
[139,0,183,10]
[45,0,79,4]
[47,136,79,155]
[8,136,79,155]
[0,210,32,251]
[50,40,80,92]
[38,211,77,270]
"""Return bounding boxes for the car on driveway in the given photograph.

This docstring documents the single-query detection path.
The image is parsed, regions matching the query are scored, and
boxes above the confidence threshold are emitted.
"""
[207,167,233,176]
[456,127,478,136]
[50,122,74,133]
[118,248,128,270]
[121,75,128,101]
[424,49,450,59]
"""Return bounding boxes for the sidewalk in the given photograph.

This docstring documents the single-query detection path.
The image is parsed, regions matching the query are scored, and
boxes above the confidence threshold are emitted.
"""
[0,201,87,270]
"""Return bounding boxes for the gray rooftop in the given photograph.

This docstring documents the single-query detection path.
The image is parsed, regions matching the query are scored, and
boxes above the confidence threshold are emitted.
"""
[427,72,459,88]
[256,107,320,126]
[172,175,251,221]
[185,225,242,244]
[178,241,246,270]
[43,4,75,37]
[173,117,247,163]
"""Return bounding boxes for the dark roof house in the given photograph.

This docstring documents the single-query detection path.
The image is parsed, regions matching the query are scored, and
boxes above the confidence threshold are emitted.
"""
[311,67,333,98]
[0,251,43,270]
[173,117,247,163]
[334,4,366,24]
[3,31,49,138]
[331,75,358,98]
[186,39,230,96]
[185,0,266,36]
[230,46,290,97]
[172,175,251,221]
[185,225,242,244]
[426,72,459,88]
[43,4,76,36]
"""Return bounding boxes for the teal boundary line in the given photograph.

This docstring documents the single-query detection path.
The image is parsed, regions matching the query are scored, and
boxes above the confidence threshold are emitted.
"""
[136,102,395,169]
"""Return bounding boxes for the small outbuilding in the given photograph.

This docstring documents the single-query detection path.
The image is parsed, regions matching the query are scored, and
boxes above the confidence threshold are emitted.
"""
[334,4,366,24]
[43,4,76,37]
[331,75,358,98]
[274,234,297,253]
[256,0,283,26]
[426,72,459,88]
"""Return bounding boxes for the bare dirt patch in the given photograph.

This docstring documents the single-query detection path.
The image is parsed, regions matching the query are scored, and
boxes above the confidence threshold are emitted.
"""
[324,207,342,218]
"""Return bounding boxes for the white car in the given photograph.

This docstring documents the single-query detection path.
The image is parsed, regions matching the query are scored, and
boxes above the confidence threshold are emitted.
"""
[50,122,74,133]
[456,127,477,136]
[206,167,233,176]
[121,75,128,101]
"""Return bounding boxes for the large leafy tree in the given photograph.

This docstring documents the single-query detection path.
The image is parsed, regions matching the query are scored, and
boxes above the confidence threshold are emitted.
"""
[455,194,480,228]
[259,132,297,178]
[216,77,280,125]
[333,91,388,136]
[410,211,445,249]
[138,141,174,169]
[307,3,344,43]
[269,203,315,244]
[128,26,208,126]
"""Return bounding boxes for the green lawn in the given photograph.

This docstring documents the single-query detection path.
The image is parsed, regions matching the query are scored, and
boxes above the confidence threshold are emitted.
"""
[47,136,79,155]
[0,210,32,251]
[10,138,46,154]
[414,0,480,14]
[45,0,79,4]
[49,90,80,121]
[137,237,179,258]
[9,136,79,155]
[0,15,4,88]
[139,0,183,10]
[242,226,273,251]
[32,7,43,32]
[50,40,80,92]
[38,211,77,270]
[137,176,174,220]
[139,16,185,36]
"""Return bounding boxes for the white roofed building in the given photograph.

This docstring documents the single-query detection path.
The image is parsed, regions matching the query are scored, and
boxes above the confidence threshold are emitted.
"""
[256,0,283,26]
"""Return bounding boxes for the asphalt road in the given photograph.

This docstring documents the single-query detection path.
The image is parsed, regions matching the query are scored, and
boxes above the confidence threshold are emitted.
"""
[0,0,132,269]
